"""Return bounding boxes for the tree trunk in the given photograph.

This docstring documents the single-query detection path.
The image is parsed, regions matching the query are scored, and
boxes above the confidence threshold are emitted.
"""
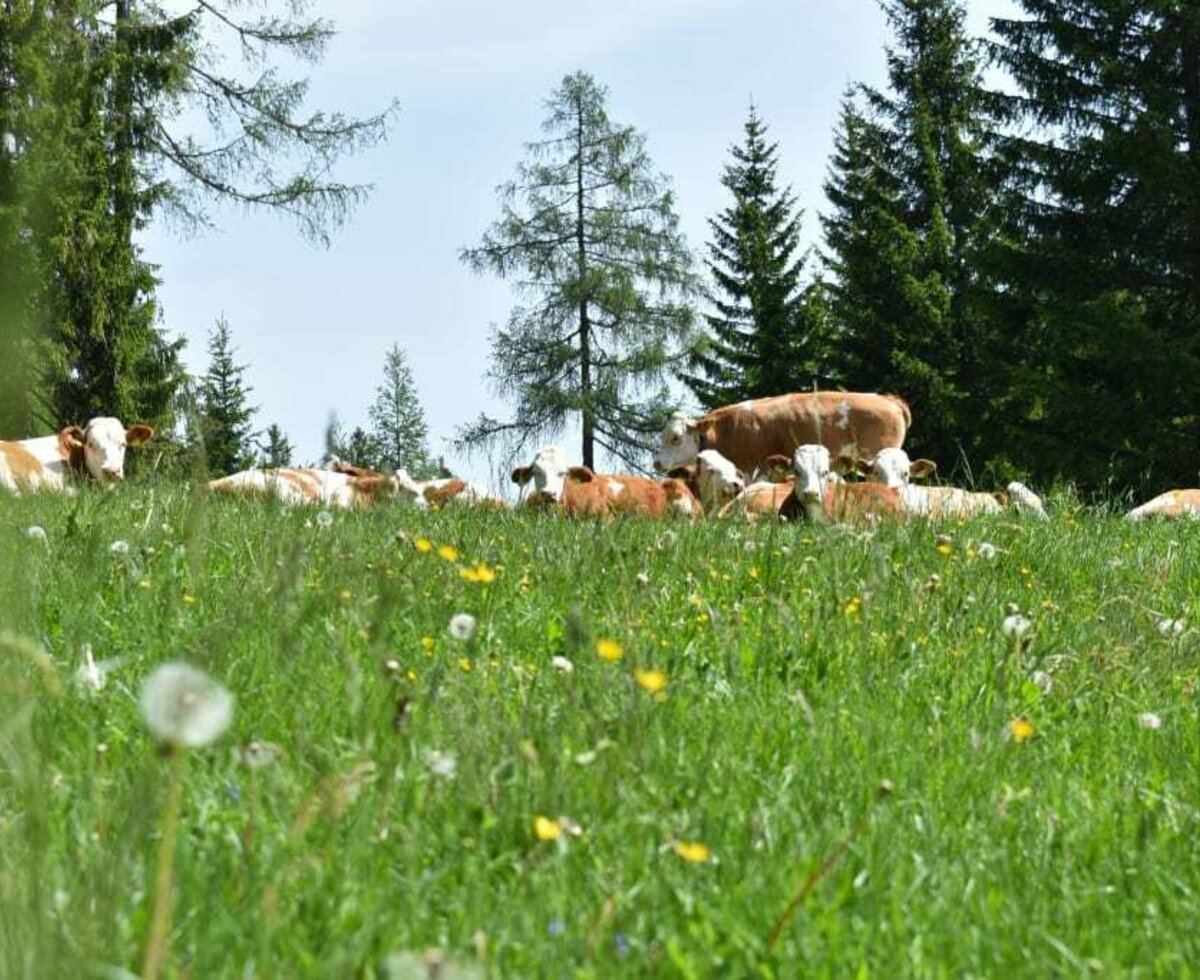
[575,101,594,470]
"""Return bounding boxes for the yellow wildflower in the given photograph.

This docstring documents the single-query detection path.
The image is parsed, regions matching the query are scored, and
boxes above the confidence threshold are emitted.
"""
[459,562,497,584]
[459,657,472,673]
[843,596,862,617]
[1009,717,1035,743]
[339,589,352,601]
[420,635,435,653]
[414,537,433,553]
[534,816,561,842]
[634,668,668,694]
[137,580,151,591]
[596,639,623,663]
[438,544,459,562]
[673,841,711,863]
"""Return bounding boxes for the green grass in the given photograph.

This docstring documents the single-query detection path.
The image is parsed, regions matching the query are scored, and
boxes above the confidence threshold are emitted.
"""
[1,484,1198,977]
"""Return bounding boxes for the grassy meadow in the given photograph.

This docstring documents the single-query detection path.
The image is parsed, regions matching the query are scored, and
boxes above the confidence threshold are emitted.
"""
[1,482,1198,977]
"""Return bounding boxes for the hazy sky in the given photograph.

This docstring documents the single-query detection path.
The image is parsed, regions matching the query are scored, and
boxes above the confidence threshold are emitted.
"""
[139,0,1016,486]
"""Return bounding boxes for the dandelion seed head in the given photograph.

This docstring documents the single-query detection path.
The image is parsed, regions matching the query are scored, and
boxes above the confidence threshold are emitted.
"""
[315,510,334,528]
[1032,670,1053,695]
[1138,712,1163,730]
[977,541,997,559]
[25,525,47,543]
[1156,618,1184,637]
[551,655,574,674]
[139,662,233,748]
[448,613,476,641]
[1002,614,1032,638]
[110,539,130,556]
[423,749,457,780]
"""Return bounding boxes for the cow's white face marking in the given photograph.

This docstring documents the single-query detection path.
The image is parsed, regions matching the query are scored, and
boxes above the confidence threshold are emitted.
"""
[391,469,428,508]
[695,449,744,506]
[652,413,699,471]
[83,418,132,482]
[868,447,912,489]
[606,480,625,498]
[517,446,571,502]
[836,398,852,430]
[792,444,831,502]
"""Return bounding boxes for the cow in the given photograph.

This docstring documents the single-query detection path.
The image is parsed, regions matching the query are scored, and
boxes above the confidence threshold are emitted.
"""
[1127,489,1200,521]
[207,467,426,509]
[325,460,506,509]
[860,448,1048,520]
[665,449,747,513]
[511,446,702,518]
[0,417,154,493]
[777,444,904,525]
[652,392,910,476]
[717,480,795,519]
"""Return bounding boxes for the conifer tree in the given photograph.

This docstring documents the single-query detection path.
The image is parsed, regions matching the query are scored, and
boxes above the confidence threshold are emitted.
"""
[683,106,827,408]
[199,318,257,475]
[258,424,293,468]
[460,71,697,469]
[343,427,380,471]
[368,344,433,476]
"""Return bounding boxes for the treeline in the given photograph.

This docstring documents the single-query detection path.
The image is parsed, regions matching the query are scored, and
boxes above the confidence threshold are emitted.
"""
[0,0,393,465]
[465,1,1200,494]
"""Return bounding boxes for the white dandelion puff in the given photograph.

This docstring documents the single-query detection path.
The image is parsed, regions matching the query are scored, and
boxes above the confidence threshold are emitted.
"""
[423,749,457,780]
[1031,670,1053,695]
[1002,614,1032,639]
[1156,618,1184,637]
[110,539,131,556]
[139,662,233,748]
[316,510,334,528]
[977,541,997,560]
[448,613,476,641]
[1138,712,1163,730]
[25,525,47,544]
[551,655,574,674]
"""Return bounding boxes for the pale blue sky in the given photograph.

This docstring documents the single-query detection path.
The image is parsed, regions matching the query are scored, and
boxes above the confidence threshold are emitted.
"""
[140,0,1016,486]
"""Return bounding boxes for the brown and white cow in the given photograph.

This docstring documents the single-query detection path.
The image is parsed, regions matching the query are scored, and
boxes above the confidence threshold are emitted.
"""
[326,460,506,509]
[511,446,701,518]
[666,449,747,513]
[862,448,1048,520]
[0,418,154,493]
[207,467,426,509]
[1127,489,1200,521]
[652,392,910,475]
[777,444,904,525]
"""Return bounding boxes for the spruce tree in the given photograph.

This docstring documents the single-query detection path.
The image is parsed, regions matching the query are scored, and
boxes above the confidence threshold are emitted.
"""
[989,1,1200,491]
[368,344,433,476]
[343,427,380,471]
[199,318,257,475]
[258,424,293,468]
[460,71,697,469]
[683,106,827,408]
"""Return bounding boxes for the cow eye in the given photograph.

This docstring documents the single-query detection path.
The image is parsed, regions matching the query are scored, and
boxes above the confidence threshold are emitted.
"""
[670,435,681,445]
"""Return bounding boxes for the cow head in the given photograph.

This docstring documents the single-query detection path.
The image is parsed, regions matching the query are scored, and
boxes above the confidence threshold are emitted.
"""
[694,449,744,508]
[511,446,591,506]
[864,447,936,489]
[652,413,700,472]
[349,469,427,508]
[792,444,833,503]
[61,417,154,483]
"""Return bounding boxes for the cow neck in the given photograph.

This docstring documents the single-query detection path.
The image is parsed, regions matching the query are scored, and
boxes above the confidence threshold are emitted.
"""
[61,436,88,476]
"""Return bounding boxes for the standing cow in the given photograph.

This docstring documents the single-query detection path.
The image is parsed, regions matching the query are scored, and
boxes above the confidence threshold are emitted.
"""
[652,392,910,476]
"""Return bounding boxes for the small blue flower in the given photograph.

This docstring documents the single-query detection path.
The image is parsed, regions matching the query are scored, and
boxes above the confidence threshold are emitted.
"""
[547,920,565,937]
[614,933,629,957]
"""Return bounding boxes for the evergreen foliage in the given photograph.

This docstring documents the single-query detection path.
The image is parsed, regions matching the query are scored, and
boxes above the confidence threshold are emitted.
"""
[683,106,829,408]
[460,71,697,469]
[199,318,257,475]
[368,344,434,476]
[257,424,293,468]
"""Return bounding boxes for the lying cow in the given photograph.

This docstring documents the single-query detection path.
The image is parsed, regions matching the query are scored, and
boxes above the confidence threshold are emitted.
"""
[207,467,426,509]
[326,460,505,508]
[861,448,1048,520]
[777,445,903,525]
[511,446,701,518]
[0,417,154,493]
[652,391,910,476]
[665,449,747,513]
[1127,489,1200,521]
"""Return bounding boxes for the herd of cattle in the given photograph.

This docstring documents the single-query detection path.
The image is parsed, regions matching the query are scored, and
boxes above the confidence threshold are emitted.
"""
[2,392,1199,522]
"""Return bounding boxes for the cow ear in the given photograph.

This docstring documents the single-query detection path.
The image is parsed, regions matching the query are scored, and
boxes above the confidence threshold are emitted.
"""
[511,466,533,486]
[832,454,859,475]
[992,491,1009,505]
[855,458,873,478]
[911,459,937,479]
[125,424,154,446]
[665,466,694,481]
[566,466,595,483]
[58,426,85,458]
[764,454,792,480]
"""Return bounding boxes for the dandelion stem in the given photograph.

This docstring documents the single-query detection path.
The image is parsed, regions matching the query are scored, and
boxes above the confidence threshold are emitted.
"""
[142,748,186,980]
[767,780,893,950]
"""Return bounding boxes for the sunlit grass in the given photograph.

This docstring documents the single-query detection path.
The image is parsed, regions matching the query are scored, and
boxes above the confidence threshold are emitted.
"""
[1,484,1198,975]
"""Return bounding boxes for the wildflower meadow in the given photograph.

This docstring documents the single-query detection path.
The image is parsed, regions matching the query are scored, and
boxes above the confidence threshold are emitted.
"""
[1,485,1198,976]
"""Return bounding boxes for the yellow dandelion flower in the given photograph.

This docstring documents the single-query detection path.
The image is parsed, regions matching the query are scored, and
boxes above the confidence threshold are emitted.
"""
[459,657,472,673]
[634,668,668,694]
[843,596,861,617]
[406,670,418,683]
[420,635,435,653]
[137,579,152,591]
[459,562,497,584]
[414,537,433,553]
[936,542,953,556]
[596,639,623,663]
[1009,717,1035,743]
[534,816,561,842]
[182,594,196,605]
[438,544,459,562]
[339,589,352,601]
[673,841,711,863]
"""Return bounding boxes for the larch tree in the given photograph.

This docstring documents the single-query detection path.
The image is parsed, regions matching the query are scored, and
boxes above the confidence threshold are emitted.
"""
[199,317,257,475]
[459,71,697,469]
[367,344,433,476]
[682,105,829,409]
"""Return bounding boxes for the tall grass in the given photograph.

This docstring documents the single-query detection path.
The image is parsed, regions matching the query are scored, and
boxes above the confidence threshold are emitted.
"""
[1,483,1197,975]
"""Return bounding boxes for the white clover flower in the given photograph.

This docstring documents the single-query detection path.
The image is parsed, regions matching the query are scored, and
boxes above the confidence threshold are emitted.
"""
[316,510,334,528]
[25,525,47,543]
[1031,670,1053,695]
[977,542,997,560]
[139,662,233,748]
[1001,614,1032,639]
[551,655,574,674]
[110,540,130,556]
[1138,712,1163,730]
[1156,618,1185,637]
[423,749,457,780]
[448,613,476,641]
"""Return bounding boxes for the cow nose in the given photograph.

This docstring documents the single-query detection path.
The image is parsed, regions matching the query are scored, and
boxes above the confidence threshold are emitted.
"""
[102,467,122,480]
